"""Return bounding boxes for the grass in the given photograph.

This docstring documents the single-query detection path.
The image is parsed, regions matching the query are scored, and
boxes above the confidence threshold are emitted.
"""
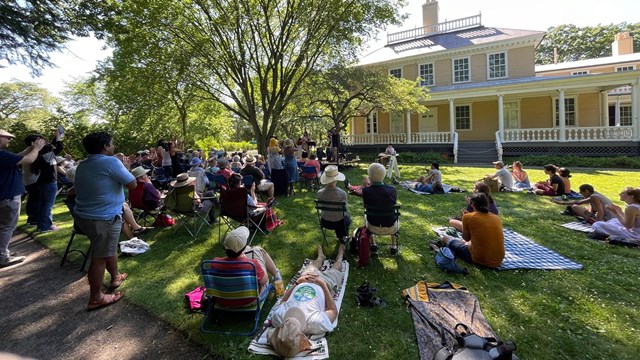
[29,164,640,360]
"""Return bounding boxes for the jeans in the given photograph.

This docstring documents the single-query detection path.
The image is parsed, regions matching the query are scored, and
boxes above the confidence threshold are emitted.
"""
[447,239,473,264]
[0,195,21,259]
[415,183,433,193]
[25,183,40,224]
[37,181,57,231]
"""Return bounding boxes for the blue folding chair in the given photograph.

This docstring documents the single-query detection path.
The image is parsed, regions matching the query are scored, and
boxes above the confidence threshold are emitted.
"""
[212,174,228,190]
[242,175,254,188]
[261,167,270,180]
[300,165,319,192]
[200,260,272,336]
[152,166,170,190]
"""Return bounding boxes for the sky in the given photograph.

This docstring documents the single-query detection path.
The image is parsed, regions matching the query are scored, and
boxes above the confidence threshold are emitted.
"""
[1,0,639,96]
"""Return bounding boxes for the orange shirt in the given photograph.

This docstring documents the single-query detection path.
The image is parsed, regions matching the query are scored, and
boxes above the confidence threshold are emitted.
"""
[462,212,505,268]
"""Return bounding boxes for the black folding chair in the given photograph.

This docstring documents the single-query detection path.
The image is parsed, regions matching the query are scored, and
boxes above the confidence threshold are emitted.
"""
[61,196,91,272]
[314,199,349,246]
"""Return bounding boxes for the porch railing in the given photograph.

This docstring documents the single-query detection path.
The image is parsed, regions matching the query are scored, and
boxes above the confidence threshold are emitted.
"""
[502,126,634,142]
[343,132,452,146]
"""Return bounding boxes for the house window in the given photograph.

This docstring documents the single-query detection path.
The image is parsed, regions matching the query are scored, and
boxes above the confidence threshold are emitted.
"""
[554,97,577,126]
[389,68,402,79]
[571,70,589,75]
[504,101,520,129]
[616,65,635,72]
[453,58,470,83]
[366,112,378,134]
[488,52,507,79]
[620,105,632,126]
[455,105,471,130]
[419,63,434,86]
[390,112,404,133]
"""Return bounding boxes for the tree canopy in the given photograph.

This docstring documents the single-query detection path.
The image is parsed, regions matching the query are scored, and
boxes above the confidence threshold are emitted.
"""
[536,23,640,64]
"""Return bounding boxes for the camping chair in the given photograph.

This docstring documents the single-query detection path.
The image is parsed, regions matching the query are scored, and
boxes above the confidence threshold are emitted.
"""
[128,181,161,226]
[164,185,212,238]
[199,260,272,336]
[314,199,349,246]
[270,168,290,196]
[261,167,270,180]
[218,187,268,244]
[205,171,217,190]
[151,166,170,190]
[242,175,268,202]
[364,204,401,249]
[300,165,320,192]
[212,174,228,190]
[61,196,91,272]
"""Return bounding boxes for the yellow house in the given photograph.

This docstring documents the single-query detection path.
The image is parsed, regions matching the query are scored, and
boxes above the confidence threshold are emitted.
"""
[347,0,640,163]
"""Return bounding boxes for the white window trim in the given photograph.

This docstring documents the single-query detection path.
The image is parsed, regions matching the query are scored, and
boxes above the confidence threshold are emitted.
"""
[571,70,590,75]
[552,96,578,127]
[366,111,378,134]
[418,62,435,86]
[455,104,473,131]
[619,104,633,126]
[390,112,404,133]
[452,57,471,84]
[389,67,403,79]
[503,100,521,129]
[486,51,508,80]
[615,65,636,72]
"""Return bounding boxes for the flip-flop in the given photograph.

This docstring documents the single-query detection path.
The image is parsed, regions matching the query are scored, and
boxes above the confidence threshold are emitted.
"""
[107,273,128,292]
[132,227,151,236]
[87,291,124,312]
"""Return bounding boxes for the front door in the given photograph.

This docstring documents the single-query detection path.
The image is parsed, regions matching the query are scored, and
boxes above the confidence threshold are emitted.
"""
[419,108,438,132]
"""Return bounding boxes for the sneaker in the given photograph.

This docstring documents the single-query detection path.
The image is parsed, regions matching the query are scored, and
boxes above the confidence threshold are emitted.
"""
[390,246,398,256]
[344,178,351,189]
[0,255,26,268]
[369,244,378,255]
[39,224,60,233]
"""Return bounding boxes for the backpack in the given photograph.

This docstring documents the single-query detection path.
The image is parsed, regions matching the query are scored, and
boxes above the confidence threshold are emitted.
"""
[433,324,518,360]
[185,285,208,313]
[350,226,370,267]
[153,213,175,227]
[433,246,468,275]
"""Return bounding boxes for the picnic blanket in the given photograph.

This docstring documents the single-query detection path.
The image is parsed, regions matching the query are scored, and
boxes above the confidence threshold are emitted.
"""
[561,221,593,233]
[248,259,349,359]
[432,227,583,270]
[399,181,453,194]
[402,281,518,360]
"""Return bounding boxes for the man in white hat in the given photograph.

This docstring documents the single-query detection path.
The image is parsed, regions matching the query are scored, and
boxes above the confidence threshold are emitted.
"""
[487,161,513,191]
[317,165,350,243]
[362,163,399,255]
[240,153,274,198]
[268,244,345,358]
[213,226,280,294]
[0,130,46,267]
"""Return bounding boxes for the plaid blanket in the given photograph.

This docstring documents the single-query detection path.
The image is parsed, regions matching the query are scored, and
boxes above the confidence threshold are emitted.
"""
[561,221,593,233]
[432,227,583,270]
[400,181,453,194]
[248,259,349,359]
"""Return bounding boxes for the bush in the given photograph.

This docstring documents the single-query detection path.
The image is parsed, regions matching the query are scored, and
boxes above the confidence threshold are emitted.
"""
[195,138,256,154]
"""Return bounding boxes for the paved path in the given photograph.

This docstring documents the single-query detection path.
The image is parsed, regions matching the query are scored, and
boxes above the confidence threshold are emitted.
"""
[0,232,214,360]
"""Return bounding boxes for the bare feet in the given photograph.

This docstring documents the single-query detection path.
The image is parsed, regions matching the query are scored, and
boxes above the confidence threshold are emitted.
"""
[316,244,326,263]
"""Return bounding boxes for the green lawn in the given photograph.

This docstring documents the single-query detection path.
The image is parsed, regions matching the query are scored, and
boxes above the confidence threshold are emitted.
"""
[30,164,640,360]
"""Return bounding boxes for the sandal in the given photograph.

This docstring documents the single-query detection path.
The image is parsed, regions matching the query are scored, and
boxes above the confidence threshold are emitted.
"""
[132,227,151,236]
[87,291,124,311]
[108,273,128,292]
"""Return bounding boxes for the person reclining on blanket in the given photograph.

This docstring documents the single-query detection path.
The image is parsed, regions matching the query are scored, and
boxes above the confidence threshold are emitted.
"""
[439,193,505,268]
[215,226,280,294]
[591,187,640,240]
[486,161,513,191]
[414,162,443,193]
[551,184,614,222]
[344,175,370,196]
[448,182,499,232]
[268,244,345,358]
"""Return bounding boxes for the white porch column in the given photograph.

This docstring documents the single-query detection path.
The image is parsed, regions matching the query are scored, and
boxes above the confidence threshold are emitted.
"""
[615,96,621,126]
[497,94,504,141]
[369,113,375,144]
[633,79,639,141]
[600,91,609,126]
[559,89,566,142]
[449,99,455,139]
[406,110,412,144]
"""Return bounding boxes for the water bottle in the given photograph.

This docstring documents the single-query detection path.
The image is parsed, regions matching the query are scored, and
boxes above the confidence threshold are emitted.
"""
[273,270,284,297]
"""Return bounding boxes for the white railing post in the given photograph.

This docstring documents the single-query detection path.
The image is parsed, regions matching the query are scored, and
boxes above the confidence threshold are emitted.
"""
[497,94,504,142]
[559,90,566,142]
[449,99,455,139]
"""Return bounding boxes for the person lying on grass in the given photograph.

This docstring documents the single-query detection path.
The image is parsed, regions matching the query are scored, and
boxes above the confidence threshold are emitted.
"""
[551,184,614,223]
[268,244,345,358]
[439,193,505,268]
[414,162,444,194]
[448,182,499,232]
[344,175,370,196]
[591,187,640,240]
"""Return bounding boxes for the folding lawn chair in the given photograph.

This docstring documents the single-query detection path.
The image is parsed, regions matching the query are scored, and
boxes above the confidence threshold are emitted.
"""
[164,185,212,238]
[314,199,349,246]
[218,187,268,244]
[300,165,320,192]
[128,181,161,226]
[200,260,272,336]
[151,166,170,190]
[270,168,290,196]
[364,204,401,249]
[61,196,91,272]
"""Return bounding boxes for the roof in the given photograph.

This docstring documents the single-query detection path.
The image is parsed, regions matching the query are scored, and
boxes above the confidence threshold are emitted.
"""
[358,26,545,66]
[536,52,640,72]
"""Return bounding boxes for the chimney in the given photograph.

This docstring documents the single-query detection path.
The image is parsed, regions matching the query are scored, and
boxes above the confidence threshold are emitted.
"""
[612,32,633,56]
[422,0,439,28]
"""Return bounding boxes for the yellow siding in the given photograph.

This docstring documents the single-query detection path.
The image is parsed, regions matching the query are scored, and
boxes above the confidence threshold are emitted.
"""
[520,97,553,128]
[471,53,487,82]
[578,92,601,126]
[378,112,391,133]
[508,47,536,78]
[353,116,366,135]
[435,59,452,86]
[404,64,418,81]
[458,101,498,141]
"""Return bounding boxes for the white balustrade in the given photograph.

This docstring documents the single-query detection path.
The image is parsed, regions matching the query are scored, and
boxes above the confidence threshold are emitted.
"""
[503,126,633,142]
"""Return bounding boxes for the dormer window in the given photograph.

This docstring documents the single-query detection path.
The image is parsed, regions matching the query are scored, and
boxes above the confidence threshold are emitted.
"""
[389,68,402,79]
[419,63,434,86]
[487,52,507,79]
[453,57,470,83]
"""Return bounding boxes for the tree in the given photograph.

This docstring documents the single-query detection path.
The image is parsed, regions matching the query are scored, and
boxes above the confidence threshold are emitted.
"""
[0,0,114,74]
[0,80,57,130]
[106,0,406,154]
[300,65,429,134]
[536,23,640,65]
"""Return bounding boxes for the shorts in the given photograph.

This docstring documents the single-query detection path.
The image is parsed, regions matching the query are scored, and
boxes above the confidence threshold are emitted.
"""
[75,216,122,258]
[302,265,344,296]
[244,246,268,277]
[257,180,272,192]
[366,220,399,236]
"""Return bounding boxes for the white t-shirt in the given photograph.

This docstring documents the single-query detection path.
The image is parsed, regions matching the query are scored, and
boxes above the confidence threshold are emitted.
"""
[271,283,335,335]
[428,169,442,184]
[494,167,513,188]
